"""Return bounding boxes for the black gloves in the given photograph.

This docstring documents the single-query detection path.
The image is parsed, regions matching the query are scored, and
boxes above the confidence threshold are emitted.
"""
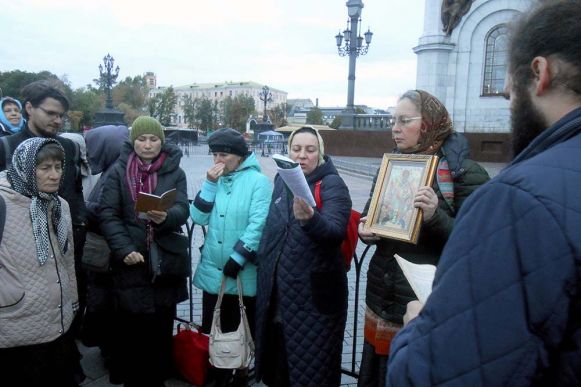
[223,258,242,278]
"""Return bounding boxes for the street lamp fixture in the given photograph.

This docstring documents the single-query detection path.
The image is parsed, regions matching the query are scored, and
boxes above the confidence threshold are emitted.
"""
[335,22,373,57]
[334,0,373,128]
[259,85,273,124]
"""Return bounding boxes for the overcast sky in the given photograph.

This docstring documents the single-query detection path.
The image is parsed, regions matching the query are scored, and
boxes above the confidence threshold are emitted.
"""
[1,0,425,109]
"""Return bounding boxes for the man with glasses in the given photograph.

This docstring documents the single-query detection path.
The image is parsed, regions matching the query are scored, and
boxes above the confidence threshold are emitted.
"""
[387,1,581,385]
[0,81,88,347]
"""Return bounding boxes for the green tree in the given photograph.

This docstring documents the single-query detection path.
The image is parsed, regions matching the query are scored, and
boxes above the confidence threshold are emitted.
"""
[113,76,149,111]
[222,94,255,132]
[329,116,342,129]
[306,107,323,125]
[182,94,197,129]
[195,96,216,131]
[149,87,177,126]
[117,102,143,125]
[67,111,84,132]
[0,70,69,101]
[70,87,101,128]
[269,103,288,128]
[147,94,159,117]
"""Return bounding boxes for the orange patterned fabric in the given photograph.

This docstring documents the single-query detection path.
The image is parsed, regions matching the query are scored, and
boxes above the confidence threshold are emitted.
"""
[401,90,453,155]
[363,306,403,355]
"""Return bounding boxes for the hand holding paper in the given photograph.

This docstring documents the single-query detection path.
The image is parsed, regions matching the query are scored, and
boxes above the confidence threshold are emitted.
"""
[272,154,316,207]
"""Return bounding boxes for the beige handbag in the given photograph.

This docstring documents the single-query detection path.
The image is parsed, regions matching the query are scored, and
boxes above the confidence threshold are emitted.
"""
[209,276,255,369]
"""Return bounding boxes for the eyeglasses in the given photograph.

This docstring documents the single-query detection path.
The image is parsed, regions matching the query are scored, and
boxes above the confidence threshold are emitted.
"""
[392,116,422,127]
[37,106,66,120]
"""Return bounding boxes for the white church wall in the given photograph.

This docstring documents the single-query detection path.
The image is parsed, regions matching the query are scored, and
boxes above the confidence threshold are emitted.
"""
[449,0,531,133]
[416,0,532,133]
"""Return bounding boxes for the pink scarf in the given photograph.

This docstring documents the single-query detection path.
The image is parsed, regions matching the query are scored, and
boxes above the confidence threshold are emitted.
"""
[125,151,168,203]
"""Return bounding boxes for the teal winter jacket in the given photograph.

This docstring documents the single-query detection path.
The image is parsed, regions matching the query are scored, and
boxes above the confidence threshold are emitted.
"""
[191,152,272,296]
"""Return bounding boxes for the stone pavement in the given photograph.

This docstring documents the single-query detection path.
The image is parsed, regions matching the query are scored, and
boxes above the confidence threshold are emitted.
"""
[80,147,505,387]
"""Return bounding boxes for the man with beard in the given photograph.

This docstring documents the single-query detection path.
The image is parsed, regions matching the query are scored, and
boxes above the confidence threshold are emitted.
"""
[0,81,88,341]
[386,1,581,386]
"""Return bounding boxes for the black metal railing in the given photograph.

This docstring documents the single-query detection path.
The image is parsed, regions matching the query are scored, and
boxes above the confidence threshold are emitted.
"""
[353,113,393,130]
[176,203,371,380]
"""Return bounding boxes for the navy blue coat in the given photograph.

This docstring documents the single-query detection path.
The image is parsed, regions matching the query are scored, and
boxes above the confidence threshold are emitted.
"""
[255,156,351,386]
[387,107,581,386]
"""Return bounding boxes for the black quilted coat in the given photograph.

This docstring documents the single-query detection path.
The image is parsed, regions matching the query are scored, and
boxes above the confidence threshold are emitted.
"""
[362,133,490,325]
[255,156,351,386]
[99,141,189,313]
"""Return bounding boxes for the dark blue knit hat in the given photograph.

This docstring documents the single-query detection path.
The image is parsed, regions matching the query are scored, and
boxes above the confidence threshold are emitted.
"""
[208,128,248,156]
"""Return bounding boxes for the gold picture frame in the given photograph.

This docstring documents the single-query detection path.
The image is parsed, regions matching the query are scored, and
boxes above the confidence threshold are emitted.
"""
[364,153,439,244]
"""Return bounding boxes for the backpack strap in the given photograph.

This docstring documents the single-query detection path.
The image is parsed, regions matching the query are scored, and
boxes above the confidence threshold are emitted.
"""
[314,180,322,209]
[0,195,5,245]
[1,137,11,169]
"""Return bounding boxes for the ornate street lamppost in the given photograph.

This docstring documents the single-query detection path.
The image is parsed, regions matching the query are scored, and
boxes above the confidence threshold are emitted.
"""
[334,0,373,129]
[259,85,273,124]
[98,53,120,110]
[93,53,125,127]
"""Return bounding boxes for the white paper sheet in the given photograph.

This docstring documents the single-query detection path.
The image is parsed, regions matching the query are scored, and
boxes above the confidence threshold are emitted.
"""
[394,254,436,304]
[272,154,316,207]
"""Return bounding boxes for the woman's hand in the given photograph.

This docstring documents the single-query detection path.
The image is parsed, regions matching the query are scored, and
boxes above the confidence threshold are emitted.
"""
[293,197,314,221]
[403,300,424,326]
[206,163,225,182]
[123,251,144,265]
[147,210,167,224]
[358,216,380,244]
[414,186,438,222]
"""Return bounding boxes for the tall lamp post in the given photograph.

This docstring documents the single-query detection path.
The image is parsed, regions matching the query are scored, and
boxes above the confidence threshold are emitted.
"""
[99,54,120,110]
[259,85,273,124]
[92,53,126,127]
[335,0,373,129]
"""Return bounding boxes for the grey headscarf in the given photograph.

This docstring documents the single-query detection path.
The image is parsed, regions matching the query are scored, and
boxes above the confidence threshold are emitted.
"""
[7,137,69,265]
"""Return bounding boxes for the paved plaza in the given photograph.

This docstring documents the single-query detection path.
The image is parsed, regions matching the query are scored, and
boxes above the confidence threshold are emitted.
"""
[80,145,505,387]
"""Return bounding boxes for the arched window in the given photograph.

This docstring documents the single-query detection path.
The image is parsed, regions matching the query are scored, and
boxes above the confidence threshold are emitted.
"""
[482,25,509,96]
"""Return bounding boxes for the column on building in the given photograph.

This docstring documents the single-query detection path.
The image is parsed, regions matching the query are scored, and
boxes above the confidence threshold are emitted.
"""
[413,0,455,103]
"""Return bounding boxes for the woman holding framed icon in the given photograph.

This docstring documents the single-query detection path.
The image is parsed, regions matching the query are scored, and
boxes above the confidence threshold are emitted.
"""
[357,90,490,386]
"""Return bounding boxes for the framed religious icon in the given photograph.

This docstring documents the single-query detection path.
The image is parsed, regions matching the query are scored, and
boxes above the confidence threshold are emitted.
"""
[364,153,439,244]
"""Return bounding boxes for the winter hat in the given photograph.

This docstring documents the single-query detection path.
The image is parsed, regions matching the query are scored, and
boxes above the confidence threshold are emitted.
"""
[208,128,248,157]
[130,116,165,144]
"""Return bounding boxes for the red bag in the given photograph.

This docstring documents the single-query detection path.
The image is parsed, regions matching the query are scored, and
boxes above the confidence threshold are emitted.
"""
[173,323,209,386]
[314,180,361,271]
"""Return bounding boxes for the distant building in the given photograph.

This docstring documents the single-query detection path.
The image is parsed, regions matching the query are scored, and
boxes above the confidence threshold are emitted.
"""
[287,98,314,109]
[415,0,533,134]
[319,107,344,125]
[144,72,157,89]
[287,104,384,127]
[149,81,287,128]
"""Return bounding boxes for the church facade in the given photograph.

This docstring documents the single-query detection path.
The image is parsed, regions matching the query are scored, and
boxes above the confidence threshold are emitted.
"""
[414,0,534,160]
